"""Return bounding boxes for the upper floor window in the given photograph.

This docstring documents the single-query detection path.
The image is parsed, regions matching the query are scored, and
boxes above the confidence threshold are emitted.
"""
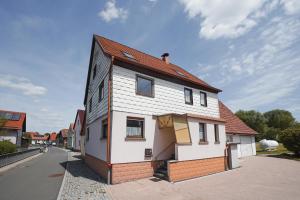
[126,117,144,138]
[199,123,207,143]
[200,91,207,107]
[214,124,220,143]
[99,81,104,102]
[89,98,92,113]
[93,64,97,79]
[184,88,193,105]
[136,75,154,97]
[86,127,90,142]
[101,119,108,139]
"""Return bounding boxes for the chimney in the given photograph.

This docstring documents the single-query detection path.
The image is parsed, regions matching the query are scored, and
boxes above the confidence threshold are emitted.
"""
[161,53,170,64]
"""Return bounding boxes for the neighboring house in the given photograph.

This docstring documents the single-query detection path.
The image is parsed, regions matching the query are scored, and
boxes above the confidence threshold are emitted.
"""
[219,101,257,157]
[73,109,85,153]
[67,123,75,149]
[49,132,57,144]
[30,133,49,145]
[57,129,68,147]
[0,110,26,146]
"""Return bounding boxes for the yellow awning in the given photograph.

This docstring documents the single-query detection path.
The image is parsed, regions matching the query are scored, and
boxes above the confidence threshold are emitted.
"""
[158,114,191,144]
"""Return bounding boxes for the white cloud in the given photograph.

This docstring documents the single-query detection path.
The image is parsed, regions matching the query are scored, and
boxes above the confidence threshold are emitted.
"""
[179,0,300,39]
[0,74,47,96]
[98,0,128,22]
[281,0,300,15]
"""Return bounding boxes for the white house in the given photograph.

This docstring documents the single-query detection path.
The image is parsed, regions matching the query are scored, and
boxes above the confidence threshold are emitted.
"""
[67,123,75,149]
[0,110,26,147]
[83,35,256,184]
[73,109,85,153]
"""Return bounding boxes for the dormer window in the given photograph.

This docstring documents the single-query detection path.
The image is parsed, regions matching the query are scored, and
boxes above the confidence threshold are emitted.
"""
[175,70,186,77]
[122,51,135,60]
[93,64,97,79]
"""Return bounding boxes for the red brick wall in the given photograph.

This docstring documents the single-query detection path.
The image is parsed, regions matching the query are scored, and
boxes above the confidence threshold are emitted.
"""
[111,161,161,184]
[168,156,226,182]
[84,153,108,180]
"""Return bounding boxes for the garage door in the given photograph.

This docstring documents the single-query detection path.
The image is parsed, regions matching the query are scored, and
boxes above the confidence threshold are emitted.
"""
[240,136,253,157]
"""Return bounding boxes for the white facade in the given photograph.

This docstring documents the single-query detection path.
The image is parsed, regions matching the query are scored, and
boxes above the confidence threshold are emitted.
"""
[74,116,82,151]
[85,42,110,160]
[0,129,22,146]
[229,134,256,158]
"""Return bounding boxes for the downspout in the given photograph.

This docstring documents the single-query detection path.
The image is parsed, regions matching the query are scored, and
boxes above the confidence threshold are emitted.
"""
[106,56,114,184]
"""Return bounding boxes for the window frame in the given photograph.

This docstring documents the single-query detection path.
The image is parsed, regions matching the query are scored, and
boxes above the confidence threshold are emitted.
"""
[135,75,154,98]
[184,88,193,105]
[89,98,92,113]
[93,64,97,80]
[125,117,145,141]
[200,91,207,107]
[199,123,208,144]
[101,119,108,139]
[99,81,104,102]
[214,124,220,144]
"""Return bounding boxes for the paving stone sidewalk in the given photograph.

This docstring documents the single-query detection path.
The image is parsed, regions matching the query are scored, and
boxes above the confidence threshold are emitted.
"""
[59,152,111,200]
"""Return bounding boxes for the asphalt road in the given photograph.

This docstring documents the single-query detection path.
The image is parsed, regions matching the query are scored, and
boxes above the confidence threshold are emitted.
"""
[0,147,67,200]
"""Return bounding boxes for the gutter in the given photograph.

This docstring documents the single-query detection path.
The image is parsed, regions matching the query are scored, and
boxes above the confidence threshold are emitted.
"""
[106,56,114,184]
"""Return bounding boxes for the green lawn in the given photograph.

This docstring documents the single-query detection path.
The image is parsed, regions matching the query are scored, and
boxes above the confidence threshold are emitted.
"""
[256,143,300,161]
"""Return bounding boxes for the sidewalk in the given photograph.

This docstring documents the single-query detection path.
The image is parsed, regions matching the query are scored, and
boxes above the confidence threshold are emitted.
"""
[58,152,110,200]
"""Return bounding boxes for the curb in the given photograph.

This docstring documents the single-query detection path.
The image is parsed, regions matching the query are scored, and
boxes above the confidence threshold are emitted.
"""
[56,151,70,200]
[0,153,42,174]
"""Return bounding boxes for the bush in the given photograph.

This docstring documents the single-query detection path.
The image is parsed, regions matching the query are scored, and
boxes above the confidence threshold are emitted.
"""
[0,140,16,155]
[279,128,300,156]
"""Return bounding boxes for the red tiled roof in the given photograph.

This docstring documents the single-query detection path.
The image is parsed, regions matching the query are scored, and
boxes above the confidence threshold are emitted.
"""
[94,35,221,93]
[0,109,26,130]
[50,132,57,141]
[74,109,85,130]
[219,101,256,135]
[32,135,48,140]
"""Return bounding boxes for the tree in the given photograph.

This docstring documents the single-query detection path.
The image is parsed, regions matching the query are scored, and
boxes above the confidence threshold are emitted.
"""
[264,109,295,130]
[264,127,281,140]
[235,110,267,134]
[279,128,300,156]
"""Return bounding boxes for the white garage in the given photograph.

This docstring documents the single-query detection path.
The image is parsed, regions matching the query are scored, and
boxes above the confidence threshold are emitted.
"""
[219,101,257,158]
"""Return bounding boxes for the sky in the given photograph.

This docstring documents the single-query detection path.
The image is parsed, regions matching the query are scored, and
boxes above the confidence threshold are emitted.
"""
[0,0,300,133]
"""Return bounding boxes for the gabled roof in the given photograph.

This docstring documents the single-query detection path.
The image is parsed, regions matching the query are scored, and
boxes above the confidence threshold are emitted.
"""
[219,101,256,135]
[84,35,221,104]
[59,129,68,138]
[0,109,26,130]
[49,132,57,141]
[74,109,85,129]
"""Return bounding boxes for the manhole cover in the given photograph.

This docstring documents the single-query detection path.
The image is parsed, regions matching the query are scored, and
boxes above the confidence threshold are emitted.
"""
[48,173,64,178]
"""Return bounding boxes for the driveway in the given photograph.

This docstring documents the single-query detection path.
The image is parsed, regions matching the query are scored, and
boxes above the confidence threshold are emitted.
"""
[107,156,300,200]
[0,147,67,200]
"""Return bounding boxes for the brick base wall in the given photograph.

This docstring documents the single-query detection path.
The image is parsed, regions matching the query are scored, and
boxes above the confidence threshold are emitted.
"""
[84,153,108,181]
[168,156,226,182]
[111,161,161,184]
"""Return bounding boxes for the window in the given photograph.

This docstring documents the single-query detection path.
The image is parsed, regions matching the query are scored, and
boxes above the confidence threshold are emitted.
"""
[99,81,104,102]
[199,123,207,143]
[175,70,186,77]
[214,124,220,143]
[184,88,193,105]
[89,98,92,113]
[122,51,135,60]
[226,135,233,142]
[126,117,144,138]
[136,75,154,97]
[102,119,108,139]
[200,91,207,107]
[86,128,90,142]
[93,64,97,79]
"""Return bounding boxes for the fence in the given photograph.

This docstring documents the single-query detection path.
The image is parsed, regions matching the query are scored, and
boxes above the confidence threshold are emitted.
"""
[0,148,41,168]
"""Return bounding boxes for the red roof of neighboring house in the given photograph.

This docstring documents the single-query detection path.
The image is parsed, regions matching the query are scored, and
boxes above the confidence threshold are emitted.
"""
[74,109,85,129]
[49,132,57,141]
[219,101,256,135]
[0,109,26,130]
[32,135,48,140]
[59,129,68,138]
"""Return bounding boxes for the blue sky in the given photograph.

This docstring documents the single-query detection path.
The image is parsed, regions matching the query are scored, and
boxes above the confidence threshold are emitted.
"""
[0,0,300,133]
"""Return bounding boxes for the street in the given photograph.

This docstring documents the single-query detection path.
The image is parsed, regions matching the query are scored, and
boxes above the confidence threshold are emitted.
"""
[0,147,67,200]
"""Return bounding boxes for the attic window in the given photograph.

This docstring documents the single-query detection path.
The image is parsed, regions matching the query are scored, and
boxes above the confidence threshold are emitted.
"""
[175,70,186,77]
[122,51,135,60]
